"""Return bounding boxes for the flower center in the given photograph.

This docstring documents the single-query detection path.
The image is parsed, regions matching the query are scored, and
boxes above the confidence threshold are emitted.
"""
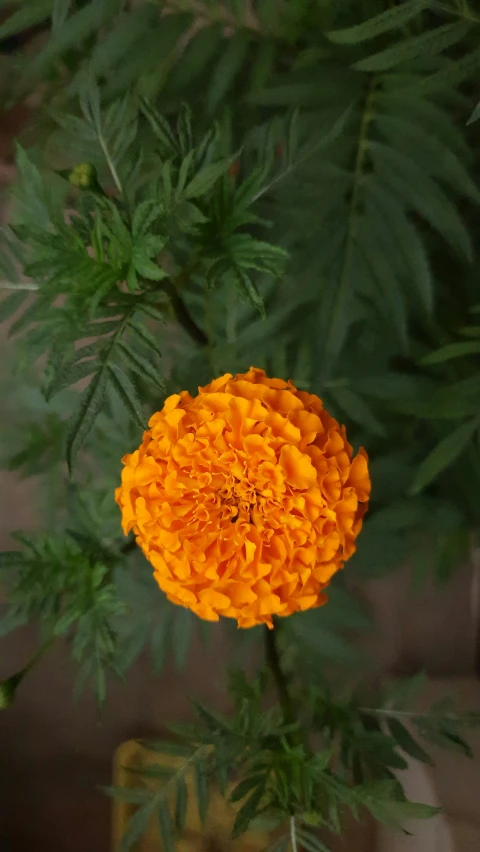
[218,477,261,524]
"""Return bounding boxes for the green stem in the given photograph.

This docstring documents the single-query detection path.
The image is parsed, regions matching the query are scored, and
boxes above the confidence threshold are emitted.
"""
[163,264,208,347]
[0,636,54,710]
[264,624,296,727]
[289,816,298,852]
[168,285,208,347]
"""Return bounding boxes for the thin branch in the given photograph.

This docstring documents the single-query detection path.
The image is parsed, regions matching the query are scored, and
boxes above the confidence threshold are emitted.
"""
[289,816,298,852]
[0,280,38,290]
[164,270,208,347]
[96,128,123,196]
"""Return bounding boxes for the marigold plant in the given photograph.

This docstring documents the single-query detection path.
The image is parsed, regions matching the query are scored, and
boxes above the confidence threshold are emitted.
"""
[3,3,480,847]
[116,367,370,627]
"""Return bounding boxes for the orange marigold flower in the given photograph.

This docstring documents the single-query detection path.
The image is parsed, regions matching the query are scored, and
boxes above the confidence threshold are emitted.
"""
[115,368,370,628]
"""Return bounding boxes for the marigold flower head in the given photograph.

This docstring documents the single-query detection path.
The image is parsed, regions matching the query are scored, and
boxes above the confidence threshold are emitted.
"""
[115,368,370,628]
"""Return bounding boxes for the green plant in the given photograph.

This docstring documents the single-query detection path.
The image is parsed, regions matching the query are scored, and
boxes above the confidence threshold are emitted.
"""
[2,0,480,848]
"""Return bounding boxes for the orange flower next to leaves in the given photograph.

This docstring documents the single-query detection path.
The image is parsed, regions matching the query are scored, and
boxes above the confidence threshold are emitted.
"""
[115,368,370,628]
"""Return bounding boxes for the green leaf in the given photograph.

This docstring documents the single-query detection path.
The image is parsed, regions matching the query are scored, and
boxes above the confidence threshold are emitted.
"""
[157,799,175,852]
[366,184,433,314]
[329,386,385,437]
[327,0,425,44]
[295,830,331,852]
[193,754,209,824]
[174,774,188,832]
[184,157,235,200]
[232,783,265,838]
[371,142,472,261]
[387,718,433,766]
[354,20,471,72]
[65,367,108,472]
[361,786,440,828]
[375,115,480,204]
[420,45,480,94]
[120,797,158,852]
[52,0,73,30]
[45,357,98,400]
[108,365,146,430]
[103,786,152,805]
[32,0,120,76]
[0,0,53,40]
[234,268,265,318]
[133,252,168,282]
[118,343,165,390]
[467,101,480,126]
[410,419,480,495]
[128,320,164,358]
[132,200,165,239]
[205,32,250,115]
[421,341,480,364]
[0,289,29,323]
[230,774,266,803]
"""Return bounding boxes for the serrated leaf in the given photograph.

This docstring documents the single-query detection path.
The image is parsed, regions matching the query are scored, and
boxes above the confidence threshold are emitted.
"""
[234,268,265,317]
[354,20,470,72]
[45,356,98,400]
[129,320,164,358]
[118,342,165,390]
[327,0,425,44]
[375,114,480,204]
[387,718,433,765]
[421,341,480,364]
[371,142,472,261]
[108,365,146,429]
[410,419,480,494]
[133,252,168,282]
[366,184,433,314]
[65,367,108,472]
[184,157,235,200]
[132,200,165,238]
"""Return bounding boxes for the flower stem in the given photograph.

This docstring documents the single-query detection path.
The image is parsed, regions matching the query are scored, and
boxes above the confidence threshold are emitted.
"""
[289,816,298,852]
[0,636,54,710]
[264,623,296,728]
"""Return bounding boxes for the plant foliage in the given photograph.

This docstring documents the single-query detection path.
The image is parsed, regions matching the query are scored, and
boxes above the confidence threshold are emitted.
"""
[2,0,480,847]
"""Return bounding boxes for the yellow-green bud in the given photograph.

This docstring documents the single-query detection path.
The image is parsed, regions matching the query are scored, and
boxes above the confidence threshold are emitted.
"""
[69,162,98,190]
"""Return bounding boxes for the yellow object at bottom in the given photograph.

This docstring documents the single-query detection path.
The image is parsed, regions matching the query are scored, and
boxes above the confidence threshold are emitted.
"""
[111,740,270,852]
